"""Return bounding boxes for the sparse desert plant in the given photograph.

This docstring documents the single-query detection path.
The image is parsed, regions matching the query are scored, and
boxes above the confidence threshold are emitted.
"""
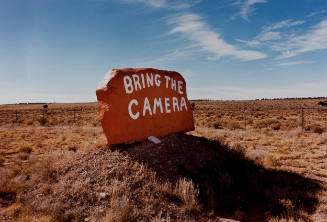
[263,154,278,168]
[318,101,327,106]
[0,154,4,166]
[190,103,195,110]
[38,117,47,126]
[246,117,254,124]
[271,122,281,130]
[50,117,59,126]
[105,195,138,222]
[27,155,59,183]
[150,211,171,222]
[226,120,242,130]
[212,120,223,129]
[68,146,77,152]
[254,118,281,129]
[19,146,32,154]
[312,125,324,134]
[174,178,200,214]
[305,124,324,134]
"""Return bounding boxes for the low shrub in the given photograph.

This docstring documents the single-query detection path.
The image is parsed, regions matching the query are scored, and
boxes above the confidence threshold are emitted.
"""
[271,122,281,131]
[0,155,4,166]
[212,120,223,129]
[19,146,33,154]
[38,117,47,126]
[226,120,242,130]
[318,101,327,106]
[254,119,281,129]
[305,124,325,134]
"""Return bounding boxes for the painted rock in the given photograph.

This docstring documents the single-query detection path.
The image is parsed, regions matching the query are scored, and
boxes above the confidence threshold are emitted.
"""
[96,68,195,145]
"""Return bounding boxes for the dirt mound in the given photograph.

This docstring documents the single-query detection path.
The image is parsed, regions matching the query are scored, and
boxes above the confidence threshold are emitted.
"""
[21,147,203,222]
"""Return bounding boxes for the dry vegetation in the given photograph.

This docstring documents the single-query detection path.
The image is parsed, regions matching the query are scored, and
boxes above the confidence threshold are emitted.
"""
[0,99,326,221]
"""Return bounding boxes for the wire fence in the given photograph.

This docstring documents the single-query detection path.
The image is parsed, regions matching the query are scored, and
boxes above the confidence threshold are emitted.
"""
[1,106,327,131]
[0,106,99,127]
[194,106,327,131]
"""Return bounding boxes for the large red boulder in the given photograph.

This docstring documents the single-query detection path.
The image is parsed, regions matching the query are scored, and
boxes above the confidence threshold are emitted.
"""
[96,68,194,145]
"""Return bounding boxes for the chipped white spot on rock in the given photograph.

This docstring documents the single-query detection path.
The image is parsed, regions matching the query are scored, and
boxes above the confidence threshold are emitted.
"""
[97,69,115,90]
[148,136,161,144]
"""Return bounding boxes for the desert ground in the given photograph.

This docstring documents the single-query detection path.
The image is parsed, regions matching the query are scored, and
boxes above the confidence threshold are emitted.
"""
[0,99,327,222]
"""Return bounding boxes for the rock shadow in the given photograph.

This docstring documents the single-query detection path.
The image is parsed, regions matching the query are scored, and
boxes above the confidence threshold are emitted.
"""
[111,133,322,222]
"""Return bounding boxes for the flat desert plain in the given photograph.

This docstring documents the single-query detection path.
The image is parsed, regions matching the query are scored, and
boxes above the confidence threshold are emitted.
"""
[0,99,327,222]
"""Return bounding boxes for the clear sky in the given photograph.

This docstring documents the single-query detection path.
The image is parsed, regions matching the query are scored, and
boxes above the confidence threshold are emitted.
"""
[1,0,327,104]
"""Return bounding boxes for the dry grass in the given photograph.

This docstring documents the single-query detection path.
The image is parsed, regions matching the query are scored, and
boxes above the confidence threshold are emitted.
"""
[191,99,327,221]
[3,149,201,222]
[193,99,327,133]
[0,99,327,221]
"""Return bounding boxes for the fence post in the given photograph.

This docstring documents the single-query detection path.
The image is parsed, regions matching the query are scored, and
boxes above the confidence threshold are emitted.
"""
[301,108,304,130]
[243,110,246,129]
[73,108,76,124]
[15,110,18,123]
[43,104,48,119]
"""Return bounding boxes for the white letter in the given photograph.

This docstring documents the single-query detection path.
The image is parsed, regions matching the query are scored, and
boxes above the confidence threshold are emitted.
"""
[180,97,187,111]
[143,97,152,116]
[155,74,161,87]
[165,97,171,113]
[153,98,163,114]
[146,73,153,87]
[132,74,142,91]
[172,97,179,112]
[140,73,145,89]
[177,81,183,95]
[164,76,170,88]
[128,99,139,120]
[171,79,176,91]
[123,76,133,94]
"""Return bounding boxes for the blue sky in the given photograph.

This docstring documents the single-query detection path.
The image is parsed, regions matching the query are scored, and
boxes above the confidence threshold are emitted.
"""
[1,0,327,103]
